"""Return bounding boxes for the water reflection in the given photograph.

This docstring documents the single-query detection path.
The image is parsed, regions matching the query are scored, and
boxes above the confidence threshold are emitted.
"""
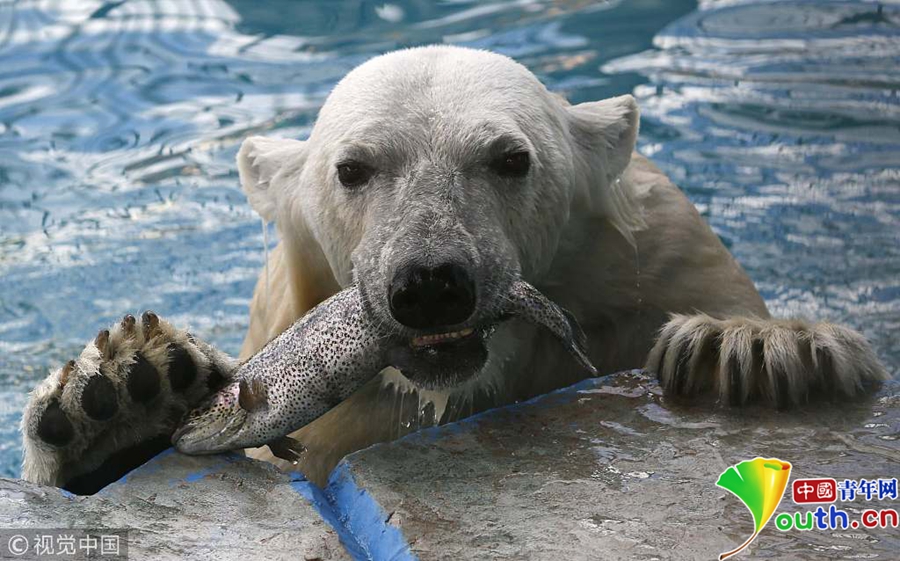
[605,0,900,378]
[0,0,897,476]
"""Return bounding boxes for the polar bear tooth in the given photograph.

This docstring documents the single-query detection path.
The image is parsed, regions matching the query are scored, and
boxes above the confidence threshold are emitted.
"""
[411,327,476,347]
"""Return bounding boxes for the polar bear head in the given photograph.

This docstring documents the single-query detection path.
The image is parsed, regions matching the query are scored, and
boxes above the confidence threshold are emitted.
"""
[238,45,640,389]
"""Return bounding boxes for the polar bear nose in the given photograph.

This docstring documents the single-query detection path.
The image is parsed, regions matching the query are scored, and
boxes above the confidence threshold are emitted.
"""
[389,263,476,329]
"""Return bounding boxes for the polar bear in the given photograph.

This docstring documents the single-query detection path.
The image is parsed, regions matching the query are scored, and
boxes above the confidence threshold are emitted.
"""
[21,46,888,491]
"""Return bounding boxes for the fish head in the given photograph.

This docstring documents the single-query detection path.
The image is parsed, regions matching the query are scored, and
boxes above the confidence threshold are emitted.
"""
[172,379,268,454]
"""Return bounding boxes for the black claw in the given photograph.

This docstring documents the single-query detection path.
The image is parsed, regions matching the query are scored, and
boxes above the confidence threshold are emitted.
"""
[653,344,669,385]
[673,343,692,396]
[126,353,161,403]
[122,314,136,334]
[749,338,765,402]
[141,311,159,339]
[727,354,743,406]
[816,346,837,397]
[37,400,74,446]
[60,360,75,387]
[81,375,119,421]
[95,329,110,356]
[769,353,792,410]
[770,369,788,410]
[167,345,197,392]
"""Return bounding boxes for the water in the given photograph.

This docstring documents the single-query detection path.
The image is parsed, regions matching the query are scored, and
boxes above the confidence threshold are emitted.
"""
[0,0,897,478]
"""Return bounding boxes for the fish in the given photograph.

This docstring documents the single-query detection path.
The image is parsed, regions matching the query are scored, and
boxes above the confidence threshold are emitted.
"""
[172,279,596,458]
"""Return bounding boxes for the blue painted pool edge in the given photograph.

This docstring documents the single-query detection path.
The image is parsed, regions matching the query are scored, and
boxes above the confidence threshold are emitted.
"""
[81,442,412,559]
[290,375,631,560]
[288,468,416,561]
[325,463,417,561]
[284,375,629,560]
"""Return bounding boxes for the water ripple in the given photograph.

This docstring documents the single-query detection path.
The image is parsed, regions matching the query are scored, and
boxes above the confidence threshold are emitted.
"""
[604,0,900,379]
[0,0,897,477]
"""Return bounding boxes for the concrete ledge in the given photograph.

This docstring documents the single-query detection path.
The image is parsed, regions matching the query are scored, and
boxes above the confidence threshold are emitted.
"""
[334,371,900,560]
[0,450,349,560]
[4,372,898,560]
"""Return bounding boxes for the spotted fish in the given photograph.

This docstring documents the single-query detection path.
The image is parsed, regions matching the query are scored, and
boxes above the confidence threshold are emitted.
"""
[172,280,596,458]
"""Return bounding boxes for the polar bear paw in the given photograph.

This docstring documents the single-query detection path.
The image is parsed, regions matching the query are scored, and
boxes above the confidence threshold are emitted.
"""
[21,312,238,494]
[647,314,889,408]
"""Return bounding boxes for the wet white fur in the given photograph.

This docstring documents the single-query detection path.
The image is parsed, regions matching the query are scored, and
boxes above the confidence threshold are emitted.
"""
[21,46,888,488]
[649,314,887,405]
[235,46,887,484]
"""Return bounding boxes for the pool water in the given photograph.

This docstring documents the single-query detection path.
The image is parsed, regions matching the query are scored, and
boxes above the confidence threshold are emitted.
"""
[0,0,897,478]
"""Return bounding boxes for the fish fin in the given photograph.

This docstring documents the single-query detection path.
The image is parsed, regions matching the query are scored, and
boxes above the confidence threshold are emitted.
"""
[238,378,268,411]
[560,307,598,376]
[267,436,306,464]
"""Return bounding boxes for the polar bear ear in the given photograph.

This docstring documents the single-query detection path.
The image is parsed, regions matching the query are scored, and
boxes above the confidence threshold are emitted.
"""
[567,94,639,181]
[237,136,308,223]
[236,136,342,355]
[566,94,645,244]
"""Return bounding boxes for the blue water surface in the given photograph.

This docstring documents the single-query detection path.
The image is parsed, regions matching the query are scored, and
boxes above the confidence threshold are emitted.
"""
[1,0,898,478]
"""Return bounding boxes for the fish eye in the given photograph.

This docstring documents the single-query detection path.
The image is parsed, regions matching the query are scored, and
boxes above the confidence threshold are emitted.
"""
[490,151,530,178]
[336,160,373,188]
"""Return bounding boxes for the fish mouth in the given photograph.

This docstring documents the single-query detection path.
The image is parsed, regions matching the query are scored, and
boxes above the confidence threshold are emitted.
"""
[173,412,248,454]
[172,385,249,455]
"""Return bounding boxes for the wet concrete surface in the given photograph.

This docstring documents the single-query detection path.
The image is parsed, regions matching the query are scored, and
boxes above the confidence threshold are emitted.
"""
[2,371,897,560]
[334,371,899,560]
[0,450,348,560]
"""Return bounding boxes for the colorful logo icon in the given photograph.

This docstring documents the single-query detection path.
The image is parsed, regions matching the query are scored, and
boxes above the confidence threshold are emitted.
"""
[792,478,836,504]
[716,457,792,560]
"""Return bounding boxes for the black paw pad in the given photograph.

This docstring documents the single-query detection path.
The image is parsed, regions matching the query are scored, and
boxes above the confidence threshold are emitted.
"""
[81,375,119,420]
[126,353,161,403]
[167,345,197,391]
[37,400,74,446]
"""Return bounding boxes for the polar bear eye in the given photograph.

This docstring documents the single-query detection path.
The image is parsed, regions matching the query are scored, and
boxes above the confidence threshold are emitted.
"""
[491,151,530,178]
[336,161,373,188]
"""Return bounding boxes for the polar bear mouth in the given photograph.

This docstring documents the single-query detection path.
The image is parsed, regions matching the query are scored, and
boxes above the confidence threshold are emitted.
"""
[410,327,475,348]
[388,325,494,389]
